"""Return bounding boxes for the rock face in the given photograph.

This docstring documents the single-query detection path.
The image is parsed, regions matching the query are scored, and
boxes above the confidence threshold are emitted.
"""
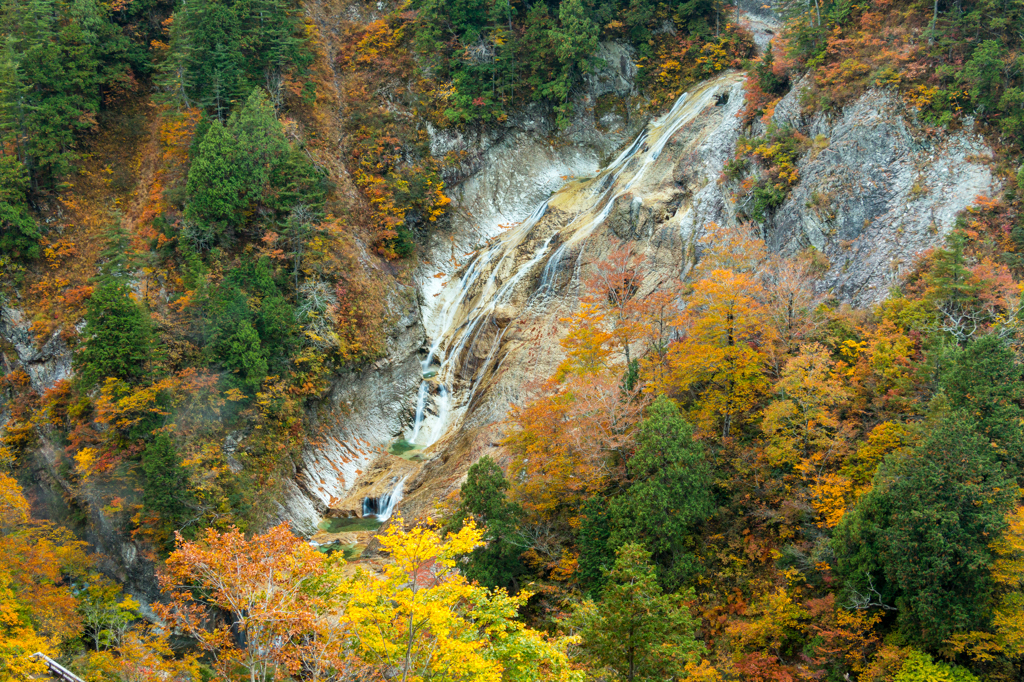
[763,82,997,305]
[400,74,751,513]
[390,70,1001,517]
[419,41,647,282]
[0,55,1001,570]
[278,283,426,536]
[0,307,74,394]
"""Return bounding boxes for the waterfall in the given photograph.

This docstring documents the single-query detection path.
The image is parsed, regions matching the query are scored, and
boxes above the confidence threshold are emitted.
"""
[409,382,428,442]
[362,476,407,522]
[409,73,743,452]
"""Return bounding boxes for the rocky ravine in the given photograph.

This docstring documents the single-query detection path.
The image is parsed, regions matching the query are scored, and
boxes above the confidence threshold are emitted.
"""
[280,59,998,534]
[0,54,1000,573]
[389,71,998,518]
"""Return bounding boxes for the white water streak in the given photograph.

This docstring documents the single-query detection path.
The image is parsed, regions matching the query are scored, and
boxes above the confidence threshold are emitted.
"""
[408,73,741,449]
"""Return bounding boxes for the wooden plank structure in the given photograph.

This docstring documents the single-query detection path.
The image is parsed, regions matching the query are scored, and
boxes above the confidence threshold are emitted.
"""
[29,653,84,682]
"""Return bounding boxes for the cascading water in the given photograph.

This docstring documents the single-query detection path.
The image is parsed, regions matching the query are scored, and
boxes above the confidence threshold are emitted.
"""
[362,476,408,522]
[409,382,429,443]
[408,73,744,452]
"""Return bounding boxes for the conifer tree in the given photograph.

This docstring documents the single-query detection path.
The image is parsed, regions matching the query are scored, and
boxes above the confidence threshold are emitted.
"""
[548,0,598,125]
[76,279,153,388]
[185,120,245,230]
[609,395,714,590]
[142,434,191,535]
[578,495,613,595]
[185,89,307,241]
[576,543,705,682]
[446,456,526,591]
[228,88,289,209]
[223,319,268,394]
[158,0,308,117]
[0,0,127,189]
[833,416,1018,650]
[941,334,1024,476]
[0,156,40,259]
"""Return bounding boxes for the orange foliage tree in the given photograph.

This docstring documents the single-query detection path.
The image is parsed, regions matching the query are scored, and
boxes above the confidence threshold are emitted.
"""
[155,523,335,681]
[0,472,89,679]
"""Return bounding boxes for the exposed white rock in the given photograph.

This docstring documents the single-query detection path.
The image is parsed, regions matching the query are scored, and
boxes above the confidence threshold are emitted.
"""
[287,61,999,528]
[391,69,1000,515]
[766,81,998,305]
[280,282,425,534]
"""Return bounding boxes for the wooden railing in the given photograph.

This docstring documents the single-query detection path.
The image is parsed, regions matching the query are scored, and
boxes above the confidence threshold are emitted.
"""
[29,653,84,682]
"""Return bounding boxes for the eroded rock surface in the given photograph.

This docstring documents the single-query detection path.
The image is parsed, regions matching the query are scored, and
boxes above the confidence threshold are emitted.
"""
[0,306,74,394]
[279,283,425,535]
[764,84,997,305]
[390,71,1000,518]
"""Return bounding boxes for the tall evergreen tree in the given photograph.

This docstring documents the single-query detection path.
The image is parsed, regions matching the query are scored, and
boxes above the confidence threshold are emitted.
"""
[185,89,313,241]
[142,434,191,530]
[228,88,289,209]
[223,319,268,394]
[0,155,40,259]
[576,543,705,682]
[833,416,1018,651]
[577,495,613,595]
[158,0,308,117]
[0,0,128,189]
[446,456,526,591]
[608,395,715,590]
[76,279,153,388]
[184,120,246,230]
[941,334,1024,476]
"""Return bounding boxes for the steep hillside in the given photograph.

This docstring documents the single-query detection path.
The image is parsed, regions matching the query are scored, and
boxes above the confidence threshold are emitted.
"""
[3,0,1024,678]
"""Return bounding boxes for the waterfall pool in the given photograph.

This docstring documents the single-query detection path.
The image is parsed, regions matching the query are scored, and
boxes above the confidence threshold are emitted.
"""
[317,516,382,533]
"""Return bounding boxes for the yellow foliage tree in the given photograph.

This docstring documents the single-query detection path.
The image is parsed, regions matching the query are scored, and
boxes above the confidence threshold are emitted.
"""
[949,503,1024,664]
[761,342,849,470]
[157,518,581,682]
[348,517,582,682]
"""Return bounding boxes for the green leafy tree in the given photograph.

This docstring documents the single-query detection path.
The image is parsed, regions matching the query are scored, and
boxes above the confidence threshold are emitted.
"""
[833,416,1018,651]
[185,89,320,242]
[675,0,722,35]
[609,395,715,590]
[78,573,140,651]
[228,88,290,208]
[76,279,153,388]
[756,42,788,95]
[622,0,656,45]
[446,456,526,591]
[941,334,1024,476]
[205,255,297,396]
[922,231,996,343]
[550,0,598,126]
[576,543,705,682]
[223,319,268,394]
[142,434,191,530]
[894,649,979,682]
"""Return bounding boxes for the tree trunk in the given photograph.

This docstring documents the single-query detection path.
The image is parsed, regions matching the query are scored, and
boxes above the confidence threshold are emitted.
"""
[929,0,938,44]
